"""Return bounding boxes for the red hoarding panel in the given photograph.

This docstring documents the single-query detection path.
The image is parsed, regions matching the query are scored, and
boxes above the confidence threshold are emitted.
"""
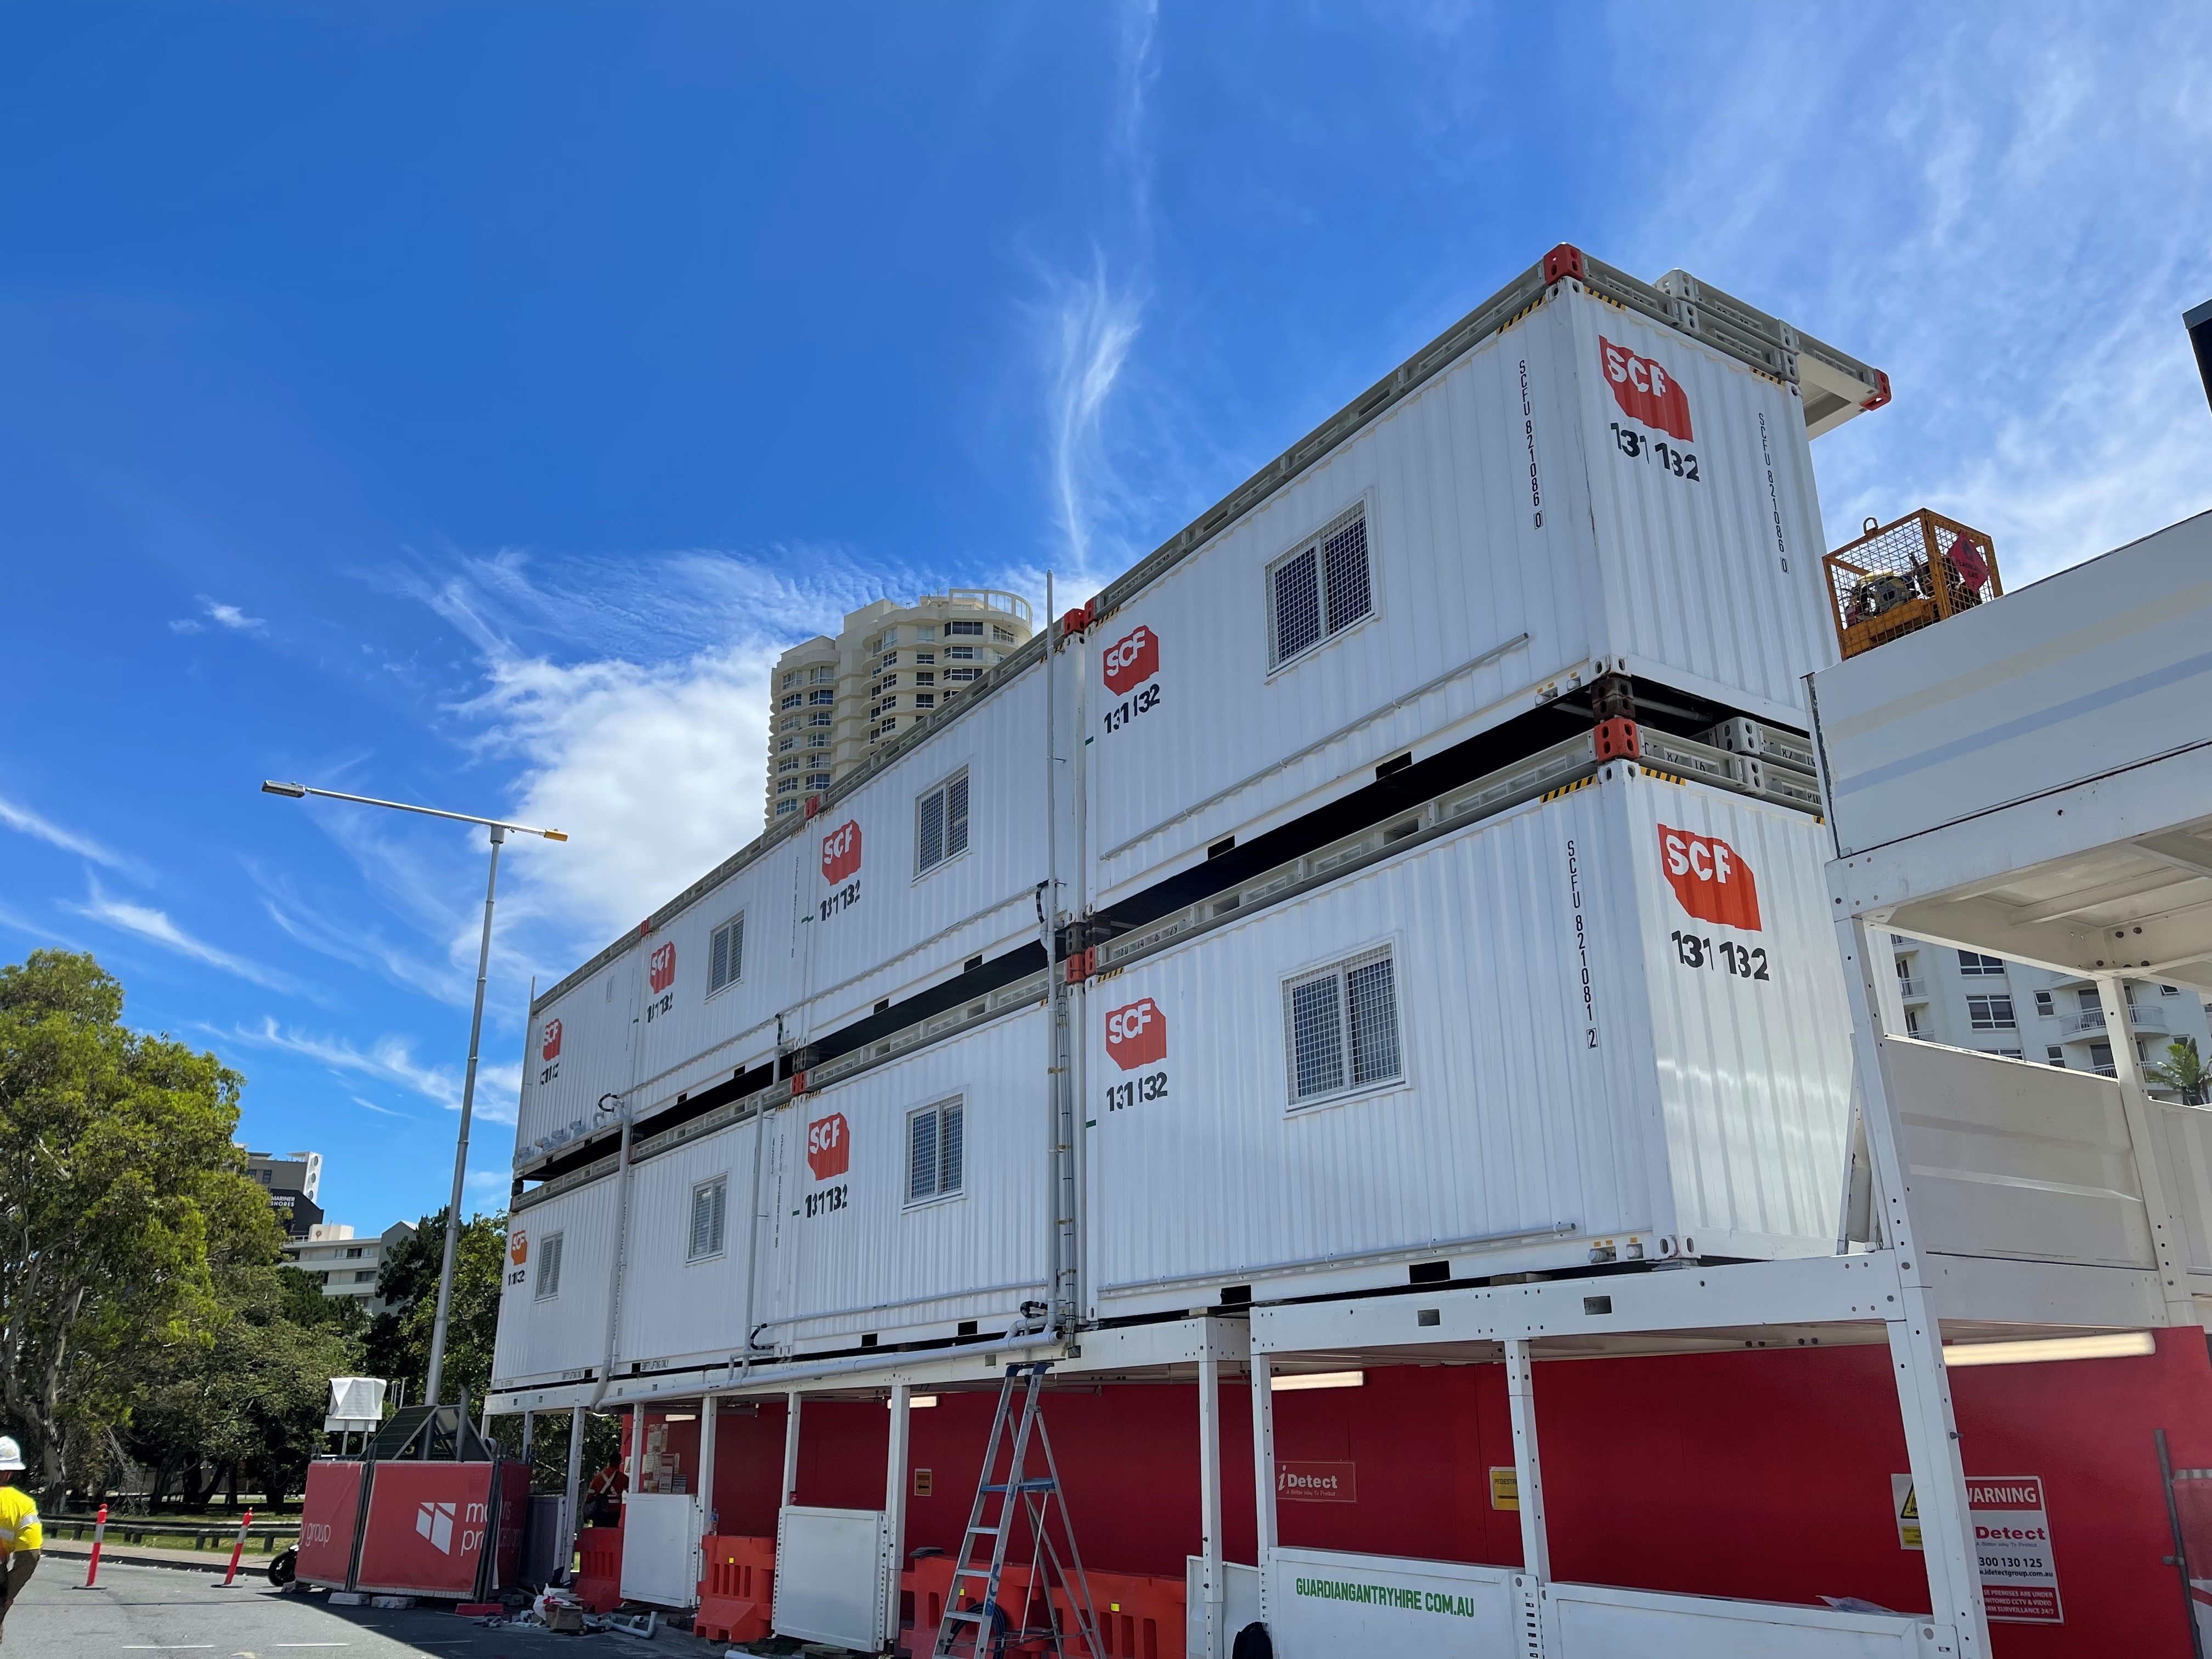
[357,1462,498,1598]
[494,1461,529,1590]
[296,1460,365,1587]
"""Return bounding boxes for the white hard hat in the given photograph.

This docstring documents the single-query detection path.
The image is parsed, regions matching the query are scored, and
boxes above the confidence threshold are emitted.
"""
[0,1438,22,1471]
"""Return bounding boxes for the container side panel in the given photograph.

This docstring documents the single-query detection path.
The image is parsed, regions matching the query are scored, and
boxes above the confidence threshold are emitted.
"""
[1618,773,1855,1254]
[518,953,639,1159]
[762,1003,1052,1351]
[1084,304,1600,902]
[493,1178,617,1387]
[1566,292,1837,716]
[1085,780,1662,1310]
[618,1121,768,1368]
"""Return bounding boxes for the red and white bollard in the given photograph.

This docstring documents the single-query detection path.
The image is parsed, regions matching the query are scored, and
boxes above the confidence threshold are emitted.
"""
[82,1503,108,1588]
[222,1509,253,1587]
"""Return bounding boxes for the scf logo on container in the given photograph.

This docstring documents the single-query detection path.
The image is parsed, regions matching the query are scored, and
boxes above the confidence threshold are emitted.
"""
[1657,823,1762,932]
[806,1112,851,1180]
[822,820,862,884]
[648,942,678,993]
[1102,624,1159,696]
[540,1019,562,1062]
[1105,997,1167,1070]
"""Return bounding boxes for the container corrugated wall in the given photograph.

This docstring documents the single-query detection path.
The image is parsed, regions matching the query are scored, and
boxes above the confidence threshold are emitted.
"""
[790,659,1049,1041]
[515,950,639,1159]
[493,1176,619,1388]
[1080,765,1849,1320]
[1080,286,1835,907]
[617,1119,766,1371]
[754,1001,1053,1356]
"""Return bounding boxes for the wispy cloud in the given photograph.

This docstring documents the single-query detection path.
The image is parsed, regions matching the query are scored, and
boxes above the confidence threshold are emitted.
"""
[351,1094,417,1121]
[227,1016,520,1124]
[171,595,268,636]
[69,878,296,991]
[0,791,133,871]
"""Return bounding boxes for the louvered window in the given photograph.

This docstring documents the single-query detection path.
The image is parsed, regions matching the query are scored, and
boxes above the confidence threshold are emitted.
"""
[1283,946,1403,1108]
[907,1098,964,1204]
[710,913,744,994]
[1268,505,1374,668]
[689,1177,728,1261]
[534,1232,565,1300]
[916,770,970,876]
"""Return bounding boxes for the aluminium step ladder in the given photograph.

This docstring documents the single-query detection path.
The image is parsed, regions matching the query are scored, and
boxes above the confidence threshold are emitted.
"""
[932,1362,1105,1658]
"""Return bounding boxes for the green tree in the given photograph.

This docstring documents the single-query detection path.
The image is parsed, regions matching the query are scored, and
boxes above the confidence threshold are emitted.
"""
[365,1207,507,1410]
[2147,1035,2212,1105]
[0,951,252,1504]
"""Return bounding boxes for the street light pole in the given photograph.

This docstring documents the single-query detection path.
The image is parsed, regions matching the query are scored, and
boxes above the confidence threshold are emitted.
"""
[262,780,566,1407]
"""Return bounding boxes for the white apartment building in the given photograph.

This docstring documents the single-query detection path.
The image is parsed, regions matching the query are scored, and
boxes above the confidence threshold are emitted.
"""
[1892,936,2212,1090]
[764,588,1032,828]
[281,1219,417,1314]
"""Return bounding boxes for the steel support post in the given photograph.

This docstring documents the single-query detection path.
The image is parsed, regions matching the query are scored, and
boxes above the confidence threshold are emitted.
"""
[631,1405,647,1497]
[561,1408,585,1583]
[1197,1353,1224,1659]
[698,1393,720,1561]
[884,1384,911,1647]
[1249,1352,1277,1622]
[781,1391,803,1508]
[1837,916,1989,1655]
[2096,972,2198,1328]
[1503,1340,1549,1581]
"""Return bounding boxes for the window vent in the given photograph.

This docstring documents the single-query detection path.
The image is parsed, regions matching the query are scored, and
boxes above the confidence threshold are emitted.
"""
[1269,505,1374,669]
[689,1177,728,1261]
[534,1232,565,1300]
[907,1098,965,1204]
[710,913,744,993]
[1284,946,1403,1107]
[916,771,970,876]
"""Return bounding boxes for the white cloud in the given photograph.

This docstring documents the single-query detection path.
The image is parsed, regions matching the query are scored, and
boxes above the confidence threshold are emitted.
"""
[171,596,266,634]
[1606,3,2212,584]
[0,791,132,870]
[349,1094,417,1121]
[227,1016,520,1125]
[69,879,297,992]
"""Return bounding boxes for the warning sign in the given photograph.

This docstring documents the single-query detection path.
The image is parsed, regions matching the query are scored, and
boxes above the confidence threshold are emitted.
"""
[1489,1468,1518,1511]
[1892,1472,2062,1624]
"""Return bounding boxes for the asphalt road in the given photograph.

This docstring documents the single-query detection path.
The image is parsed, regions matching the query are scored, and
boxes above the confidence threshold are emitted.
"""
[4,1559,684,1659]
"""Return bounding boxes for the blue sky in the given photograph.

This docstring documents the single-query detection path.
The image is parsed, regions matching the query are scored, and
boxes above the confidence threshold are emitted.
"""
[3,3,2208,1234]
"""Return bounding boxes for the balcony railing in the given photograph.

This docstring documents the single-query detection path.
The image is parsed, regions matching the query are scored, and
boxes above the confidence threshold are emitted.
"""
[1895,978,1928,1001]
[2063,1005,2170,1036]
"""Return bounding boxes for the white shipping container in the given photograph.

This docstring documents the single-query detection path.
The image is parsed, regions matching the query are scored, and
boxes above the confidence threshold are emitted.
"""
[1080,275,1835,907]
[514,949,640,1166]
[493,1175,618,1390]
[1081,764,1852,1319]
[616,1119,769,1373]
[753,1001,1054,1357]
[788,658,1051,1041]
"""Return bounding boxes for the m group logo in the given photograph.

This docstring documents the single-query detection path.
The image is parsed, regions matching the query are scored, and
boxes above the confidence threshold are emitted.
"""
[1105,997,1166,1070]
[416,1500,456,1555]
[807,1113,851,1180]
[648,943,677,994]
[822,820,862,884]
[1102,624,1159,695]
[1600,336,1694,442]
[540,1019,562,1062]
[1657,825,1762,932]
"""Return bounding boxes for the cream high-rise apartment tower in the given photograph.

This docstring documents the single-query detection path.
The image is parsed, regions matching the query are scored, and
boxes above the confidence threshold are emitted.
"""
[764,588,1033,828]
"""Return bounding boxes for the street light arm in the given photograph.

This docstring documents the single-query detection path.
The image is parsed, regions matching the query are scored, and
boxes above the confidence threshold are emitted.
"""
[259,781,567,841]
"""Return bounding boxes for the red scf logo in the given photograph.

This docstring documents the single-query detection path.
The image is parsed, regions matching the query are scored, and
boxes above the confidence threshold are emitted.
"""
[806,1113,850,1180]
[540,1019,562,1062]
[1105,997,1166,1070]
[821,820,862,884]
[1658,824,1762,932]
[648,941,677,994]
[1600,335,1694,442]
[1102,624,1159,696]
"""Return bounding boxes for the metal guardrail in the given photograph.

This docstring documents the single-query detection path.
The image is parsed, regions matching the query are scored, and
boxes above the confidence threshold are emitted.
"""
[1897,979,1928,1000]
[2063,1006,2170,1036]
[46,1514,295,1554]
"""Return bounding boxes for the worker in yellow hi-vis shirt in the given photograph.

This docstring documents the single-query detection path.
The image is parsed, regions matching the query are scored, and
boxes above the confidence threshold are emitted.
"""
[0,1437,41,1644]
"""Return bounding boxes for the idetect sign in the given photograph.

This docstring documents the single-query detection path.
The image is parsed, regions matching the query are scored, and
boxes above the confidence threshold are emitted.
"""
[1277,1461,1357,1503]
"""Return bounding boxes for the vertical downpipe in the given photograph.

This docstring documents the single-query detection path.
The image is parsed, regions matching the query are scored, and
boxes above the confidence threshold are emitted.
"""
[1042,572,1074,1334]
[586,948,646,1412]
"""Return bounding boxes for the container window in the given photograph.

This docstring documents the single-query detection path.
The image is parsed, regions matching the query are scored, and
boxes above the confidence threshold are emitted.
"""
[1956,950,2006,977]
[710,913,744,993]
[907,1098,964,1204]
[1269,505,1373,669]
[1283,946,1403,1108]
[916,770,970,877]
[689,1177,729,1261]
[535,1232,565,1300]
[1966,994,2016,1030]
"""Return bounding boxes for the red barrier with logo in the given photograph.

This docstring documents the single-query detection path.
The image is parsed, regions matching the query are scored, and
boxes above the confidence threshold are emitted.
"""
[296,1459,366,1587]
[356,1461,499,1598]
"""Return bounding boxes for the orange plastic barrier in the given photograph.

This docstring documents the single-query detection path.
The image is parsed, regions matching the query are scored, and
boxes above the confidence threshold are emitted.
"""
[572,1524,624,1613]
[1052,1568,1186,1659]
[695,1534,775,1644]
[910,1555,1049,1653]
